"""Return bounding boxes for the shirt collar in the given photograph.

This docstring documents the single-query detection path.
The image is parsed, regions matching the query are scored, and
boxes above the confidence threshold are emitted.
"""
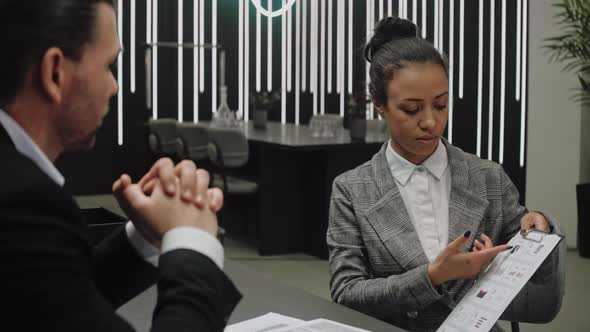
[422,140,448,180]
[385,139,448,186]
[0,109,65,187]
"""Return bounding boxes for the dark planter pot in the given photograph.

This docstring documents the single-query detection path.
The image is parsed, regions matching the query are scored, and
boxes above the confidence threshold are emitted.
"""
[253,109,268,129]
[343,113,350,129]
[350,118,367,141]
[577,183,590,258]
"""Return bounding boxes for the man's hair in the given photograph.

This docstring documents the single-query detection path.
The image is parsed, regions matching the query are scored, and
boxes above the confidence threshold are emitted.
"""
[0,0,115,108]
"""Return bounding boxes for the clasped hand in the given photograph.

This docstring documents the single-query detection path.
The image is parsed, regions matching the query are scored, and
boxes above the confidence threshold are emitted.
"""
[112,158,223,248]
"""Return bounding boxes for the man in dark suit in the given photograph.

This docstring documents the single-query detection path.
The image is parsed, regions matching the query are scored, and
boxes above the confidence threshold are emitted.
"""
[0,0,241,330]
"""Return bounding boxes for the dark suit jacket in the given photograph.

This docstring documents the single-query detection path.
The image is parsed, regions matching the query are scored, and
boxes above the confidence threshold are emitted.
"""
[0,126,241,331]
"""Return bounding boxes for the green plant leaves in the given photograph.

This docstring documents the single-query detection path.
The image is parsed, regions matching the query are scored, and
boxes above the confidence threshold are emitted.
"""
[544,0,590,100]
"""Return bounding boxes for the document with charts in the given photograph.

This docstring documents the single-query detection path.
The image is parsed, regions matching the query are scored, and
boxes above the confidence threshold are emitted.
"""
[437,230,563,332]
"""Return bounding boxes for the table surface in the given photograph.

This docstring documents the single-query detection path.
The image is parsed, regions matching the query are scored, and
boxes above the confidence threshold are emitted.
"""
[77,195,400,332]
[224,261,401,331]
[116,260,401,332]
[202,121,387,147]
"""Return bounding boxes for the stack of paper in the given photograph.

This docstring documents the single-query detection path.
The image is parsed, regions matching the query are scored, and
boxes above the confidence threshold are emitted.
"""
[225,313,370,332]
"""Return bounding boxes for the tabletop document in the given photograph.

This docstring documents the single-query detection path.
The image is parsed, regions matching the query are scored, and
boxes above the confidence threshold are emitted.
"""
[225,312,369,332]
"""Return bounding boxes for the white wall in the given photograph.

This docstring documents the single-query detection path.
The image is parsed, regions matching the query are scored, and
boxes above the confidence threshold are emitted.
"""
[527,0,581,247]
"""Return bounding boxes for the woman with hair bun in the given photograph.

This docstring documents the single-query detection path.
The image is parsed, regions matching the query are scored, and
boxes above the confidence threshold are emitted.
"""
[327,17,565,331]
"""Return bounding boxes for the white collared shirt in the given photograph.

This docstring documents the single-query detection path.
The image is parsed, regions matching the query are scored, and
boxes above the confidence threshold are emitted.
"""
[385,140,451,262]
[0,109,223,269]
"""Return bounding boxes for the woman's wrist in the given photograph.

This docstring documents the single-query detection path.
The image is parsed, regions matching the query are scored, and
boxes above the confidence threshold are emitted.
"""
[428,263,445,286]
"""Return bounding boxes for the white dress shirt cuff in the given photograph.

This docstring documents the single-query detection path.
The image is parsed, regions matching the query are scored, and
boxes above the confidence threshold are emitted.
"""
[161,227,224,270]
[125,222,161,267]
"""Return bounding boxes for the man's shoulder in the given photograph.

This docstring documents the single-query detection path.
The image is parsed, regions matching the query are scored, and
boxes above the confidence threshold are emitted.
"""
[0,144,60,194]
[0,145,79,224]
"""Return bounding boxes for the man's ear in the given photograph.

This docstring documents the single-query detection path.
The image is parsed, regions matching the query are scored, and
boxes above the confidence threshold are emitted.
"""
[39,47,68,105]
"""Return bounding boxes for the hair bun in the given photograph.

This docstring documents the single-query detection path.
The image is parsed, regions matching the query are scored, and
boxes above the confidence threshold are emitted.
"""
[375,17,417,40]
[364,17,418,63]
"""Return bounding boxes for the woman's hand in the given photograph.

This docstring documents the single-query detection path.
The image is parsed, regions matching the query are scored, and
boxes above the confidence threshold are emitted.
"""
[428,231,509,286]
[520,212,550,233]
[472,233,494,252]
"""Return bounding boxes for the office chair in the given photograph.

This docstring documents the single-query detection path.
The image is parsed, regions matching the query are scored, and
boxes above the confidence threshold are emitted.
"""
[207,126,259,244]
[176,122,210,163]
[147,118,180,160]
[206,127,258,195]
[505,219,567,332]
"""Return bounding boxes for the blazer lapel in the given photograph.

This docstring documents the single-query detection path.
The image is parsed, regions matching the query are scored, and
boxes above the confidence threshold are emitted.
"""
[363,142,491,270]
[445,141,490,252]
[364,143,429,271]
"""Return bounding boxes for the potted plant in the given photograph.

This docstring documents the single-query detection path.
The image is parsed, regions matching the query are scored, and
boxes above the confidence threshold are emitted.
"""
[347,92,369,141]
[249,91,280,129]
[544,0,590,100]
[544,0,590,257]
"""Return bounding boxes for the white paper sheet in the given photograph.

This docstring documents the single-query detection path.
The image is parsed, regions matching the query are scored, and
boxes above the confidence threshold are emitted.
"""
[271,319,371,332]
[225,312,305,332]
[437,231,563,332]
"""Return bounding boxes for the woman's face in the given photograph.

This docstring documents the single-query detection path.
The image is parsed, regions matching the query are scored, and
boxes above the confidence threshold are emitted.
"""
[375,62,448,165]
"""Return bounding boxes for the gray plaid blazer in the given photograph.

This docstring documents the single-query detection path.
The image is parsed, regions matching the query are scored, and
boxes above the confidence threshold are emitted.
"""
[328,141,565,332]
